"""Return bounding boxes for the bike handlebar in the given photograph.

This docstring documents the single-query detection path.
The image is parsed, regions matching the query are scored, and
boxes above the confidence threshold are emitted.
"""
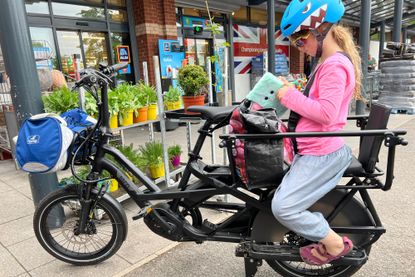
[74,62,129,88]
[100,62,129,75]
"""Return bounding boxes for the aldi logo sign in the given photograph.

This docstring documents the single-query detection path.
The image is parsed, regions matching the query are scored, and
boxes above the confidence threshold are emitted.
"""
[116,45,131,63]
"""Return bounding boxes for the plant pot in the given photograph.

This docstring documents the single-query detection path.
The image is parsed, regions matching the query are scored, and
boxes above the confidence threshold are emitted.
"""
[147,104,157,120]
[133,106,148,123]
[149,163,165,179]
[165,102,175,111]
[120,110,134,126]
[173,100,182,110]
[109,179,118,192]
[171,155,181,168]
[109,113,118,129]
[183,95,205,113]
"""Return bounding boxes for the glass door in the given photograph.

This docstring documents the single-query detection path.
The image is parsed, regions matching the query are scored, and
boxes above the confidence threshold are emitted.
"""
[82,32,109,69]
[56,30,109,81]
[184,38,212,68]
[56,30,83,81]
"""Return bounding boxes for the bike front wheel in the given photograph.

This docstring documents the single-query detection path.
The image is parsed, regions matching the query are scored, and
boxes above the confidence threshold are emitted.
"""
[33,185,126,265]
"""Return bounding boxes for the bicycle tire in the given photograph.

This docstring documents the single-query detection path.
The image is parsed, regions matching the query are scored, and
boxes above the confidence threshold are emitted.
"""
[33,185,126,265]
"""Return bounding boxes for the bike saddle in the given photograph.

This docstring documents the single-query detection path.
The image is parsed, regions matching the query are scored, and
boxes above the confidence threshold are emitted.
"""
[187,105,236,123]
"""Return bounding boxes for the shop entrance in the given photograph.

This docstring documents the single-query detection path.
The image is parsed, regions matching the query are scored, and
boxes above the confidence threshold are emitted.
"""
[184,38,213,68]
[184,37,224,103]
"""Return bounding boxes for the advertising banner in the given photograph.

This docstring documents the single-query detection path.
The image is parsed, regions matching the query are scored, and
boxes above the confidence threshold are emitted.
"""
[233,24,290,74]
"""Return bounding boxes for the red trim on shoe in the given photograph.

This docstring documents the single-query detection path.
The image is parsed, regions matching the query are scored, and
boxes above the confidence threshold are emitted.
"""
[299,236,354,265]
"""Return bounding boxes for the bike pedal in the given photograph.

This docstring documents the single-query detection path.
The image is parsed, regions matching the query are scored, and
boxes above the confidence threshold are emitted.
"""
[132,206,153,221]
[201,219,217,234]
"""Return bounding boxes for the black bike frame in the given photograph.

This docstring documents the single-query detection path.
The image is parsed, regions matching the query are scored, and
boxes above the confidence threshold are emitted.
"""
[83,80,406,244]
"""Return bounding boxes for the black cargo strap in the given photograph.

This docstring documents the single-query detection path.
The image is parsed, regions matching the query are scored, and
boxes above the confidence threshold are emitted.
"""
[287,69,320,154]
[287,52,351,154]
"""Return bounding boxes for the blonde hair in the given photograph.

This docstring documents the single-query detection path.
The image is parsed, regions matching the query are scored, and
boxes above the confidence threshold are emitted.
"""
[331,25,363,100]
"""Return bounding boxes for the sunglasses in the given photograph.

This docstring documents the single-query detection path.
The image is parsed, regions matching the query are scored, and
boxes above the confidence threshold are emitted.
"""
[289,30,311,48]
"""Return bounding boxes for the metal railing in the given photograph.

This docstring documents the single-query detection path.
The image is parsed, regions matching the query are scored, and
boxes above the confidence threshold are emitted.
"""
[0,78,12,152]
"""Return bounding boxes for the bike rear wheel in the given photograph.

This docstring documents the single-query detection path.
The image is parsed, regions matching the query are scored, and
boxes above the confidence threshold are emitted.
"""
[33,186,126,265]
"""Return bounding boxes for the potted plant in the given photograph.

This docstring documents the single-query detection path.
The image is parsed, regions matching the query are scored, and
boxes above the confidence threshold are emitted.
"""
[139,82,158,120]
[168,144,182,168]
[84,92,98,118]
[131,83,148,123]
[178,65,209,113]
[114,83,136,126]
[108,89,120,129]
[139,141,165,179]
[42,86,79,114]
[164,86,182,111]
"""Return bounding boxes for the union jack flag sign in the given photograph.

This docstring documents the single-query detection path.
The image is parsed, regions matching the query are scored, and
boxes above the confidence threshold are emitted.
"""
[233,24,290,74]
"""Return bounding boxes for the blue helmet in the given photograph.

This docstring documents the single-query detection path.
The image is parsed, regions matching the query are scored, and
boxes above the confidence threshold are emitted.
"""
[281,0,345,37]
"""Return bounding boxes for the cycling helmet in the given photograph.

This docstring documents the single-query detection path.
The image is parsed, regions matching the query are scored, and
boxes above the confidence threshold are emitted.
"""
[281,0,345,37]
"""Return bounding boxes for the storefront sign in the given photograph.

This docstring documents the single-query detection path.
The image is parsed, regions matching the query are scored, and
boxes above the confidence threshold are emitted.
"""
[116,45,131,63]
[182,16,208,28]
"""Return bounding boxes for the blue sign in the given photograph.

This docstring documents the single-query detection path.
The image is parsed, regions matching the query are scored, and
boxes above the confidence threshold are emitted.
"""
[182,16,207,28]
[158,39,184,81]
[118,64,131,75]
[215,47,224,93]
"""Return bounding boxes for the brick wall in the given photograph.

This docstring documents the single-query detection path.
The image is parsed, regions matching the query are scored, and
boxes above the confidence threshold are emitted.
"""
[133,0,177,85]
[289,46,304,74]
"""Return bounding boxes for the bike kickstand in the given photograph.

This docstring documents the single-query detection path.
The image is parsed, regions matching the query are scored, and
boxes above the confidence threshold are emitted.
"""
[244,257,262,277]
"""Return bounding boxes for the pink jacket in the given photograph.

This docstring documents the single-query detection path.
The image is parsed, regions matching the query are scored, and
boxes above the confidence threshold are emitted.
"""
[281,52,355,155]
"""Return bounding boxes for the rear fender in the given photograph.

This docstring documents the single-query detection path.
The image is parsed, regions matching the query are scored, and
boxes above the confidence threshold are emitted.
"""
[251,190,374,247]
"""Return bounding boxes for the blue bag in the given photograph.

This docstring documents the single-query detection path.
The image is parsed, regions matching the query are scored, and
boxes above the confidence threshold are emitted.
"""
[61,108,97,165]
[16,114,74,173]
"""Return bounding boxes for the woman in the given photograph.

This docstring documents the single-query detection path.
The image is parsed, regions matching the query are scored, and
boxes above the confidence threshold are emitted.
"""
[271,0,363,265]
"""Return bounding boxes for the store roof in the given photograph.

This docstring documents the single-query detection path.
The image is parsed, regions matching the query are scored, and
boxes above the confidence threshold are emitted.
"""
[248,0,415,30]
[176,0,414,34]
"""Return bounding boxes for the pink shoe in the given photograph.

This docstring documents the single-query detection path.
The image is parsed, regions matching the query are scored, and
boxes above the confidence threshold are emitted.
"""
[299,236,353,265]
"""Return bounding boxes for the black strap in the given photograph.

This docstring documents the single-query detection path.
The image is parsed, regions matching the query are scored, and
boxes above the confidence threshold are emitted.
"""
[287,69,320,153]
[287,52,351,153]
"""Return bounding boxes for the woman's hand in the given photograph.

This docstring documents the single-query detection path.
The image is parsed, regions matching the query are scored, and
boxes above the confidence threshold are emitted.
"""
[277,76,295,100]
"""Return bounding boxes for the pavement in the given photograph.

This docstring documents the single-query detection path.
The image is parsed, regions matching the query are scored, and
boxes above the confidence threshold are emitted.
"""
[0,114,414,277]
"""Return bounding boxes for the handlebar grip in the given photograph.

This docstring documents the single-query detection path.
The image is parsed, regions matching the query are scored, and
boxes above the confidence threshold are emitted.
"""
[101,63,129,75]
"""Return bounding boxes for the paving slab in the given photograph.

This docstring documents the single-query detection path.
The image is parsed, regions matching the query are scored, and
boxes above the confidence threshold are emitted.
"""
[0,215,34,247]
[0,243,26,277]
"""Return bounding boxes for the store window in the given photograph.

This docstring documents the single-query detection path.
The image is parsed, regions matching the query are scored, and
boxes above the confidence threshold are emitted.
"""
[29,27,57,69]
[25,0,49,15]
[108,9,127,22]
[52,2,105,20]
[108,0,126,7]
[111,33,133,83]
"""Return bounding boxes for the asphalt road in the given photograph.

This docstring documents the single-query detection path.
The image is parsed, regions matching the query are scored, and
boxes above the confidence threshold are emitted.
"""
[124,116,415,277]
